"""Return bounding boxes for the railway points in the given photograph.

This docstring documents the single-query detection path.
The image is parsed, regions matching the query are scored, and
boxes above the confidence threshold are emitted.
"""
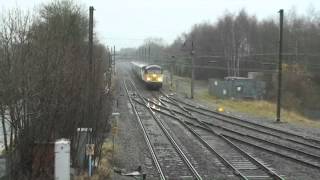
[115,61,320,180]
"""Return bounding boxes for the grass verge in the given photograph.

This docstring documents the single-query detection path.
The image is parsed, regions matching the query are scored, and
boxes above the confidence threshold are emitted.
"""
[197,90,320,128]
[163,74,320,128]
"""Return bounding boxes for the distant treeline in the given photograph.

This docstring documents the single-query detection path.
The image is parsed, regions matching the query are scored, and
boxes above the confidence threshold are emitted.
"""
[121,8,320,113]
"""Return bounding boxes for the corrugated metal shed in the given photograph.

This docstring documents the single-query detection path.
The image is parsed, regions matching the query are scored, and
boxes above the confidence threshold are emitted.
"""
[209,77,266,99]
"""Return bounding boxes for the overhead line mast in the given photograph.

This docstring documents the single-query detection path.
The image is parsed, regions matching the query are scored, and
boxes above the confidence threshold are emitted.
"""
[276,9,284,122]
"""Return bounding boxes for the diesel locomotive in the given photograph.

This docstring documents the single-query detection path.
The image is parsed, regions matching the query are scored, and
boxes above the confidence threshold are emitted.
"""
[131,62,163,89]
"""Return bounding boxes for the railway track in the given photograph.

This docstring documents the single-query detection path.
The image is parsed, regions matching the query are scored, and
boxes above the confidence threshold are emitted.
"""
[123,63,319,179]
[155,92,320,170]
[124,79,202,179]
[129,76,241,179]
[146,96,285,180]
[186,123,283,180]
[118,62,320,179]
[203,121,320,169]
[167,95,320,147]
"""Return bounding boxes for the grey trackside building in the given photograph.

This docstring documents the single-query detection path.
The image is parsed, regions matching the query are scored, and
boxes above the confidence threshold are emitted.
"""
[209,77,266,100]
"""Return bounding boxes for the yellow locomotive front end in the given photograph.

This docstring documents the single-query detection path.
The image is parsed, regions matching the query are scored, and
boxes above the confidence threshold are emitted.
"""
[143,65,163,89]
[145,73,163,83]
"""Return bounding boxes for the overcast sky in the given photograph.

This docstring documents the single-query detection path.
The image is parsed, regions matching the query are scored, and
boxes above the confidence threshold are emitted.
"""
[1,0,320,49]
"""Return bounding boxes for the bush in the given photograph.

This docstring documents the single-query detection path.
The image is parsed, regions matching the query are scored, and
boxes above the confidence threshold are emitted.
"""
[279,64,320,110]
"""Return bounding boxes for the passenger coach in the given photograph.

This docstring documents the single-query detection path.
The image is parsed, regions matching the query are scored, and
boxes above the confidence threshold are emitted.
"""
[131,62,163,89]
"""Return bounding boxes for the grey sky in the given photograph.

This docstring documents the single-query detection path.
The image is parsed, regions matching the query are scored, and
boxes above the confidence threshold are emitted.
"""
[1,0,320,49]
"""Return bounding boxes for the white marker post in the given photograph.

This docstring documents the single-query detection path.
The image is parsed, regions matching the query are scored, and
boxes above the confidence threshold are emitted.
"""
[55,139,70,180]
[86,144,95,176]
[89,155,92,176]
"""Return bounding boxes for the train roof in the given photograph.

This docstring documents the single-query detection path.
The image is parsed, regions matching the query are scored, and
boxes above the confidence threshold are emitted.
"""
[131,61,147,68]
[145,65,162,70]
[131,62,162,69]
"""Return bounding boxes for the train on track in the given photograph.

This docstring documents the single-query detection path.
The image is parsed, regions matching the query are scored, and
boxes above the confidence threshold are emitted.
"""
[131,62,163,89]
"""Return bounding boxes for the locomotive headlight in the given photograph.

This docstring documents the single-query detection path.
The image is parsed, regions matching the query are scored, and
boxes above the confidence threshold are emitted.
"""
[157,76,163,82]
[152,74,157,78]
[146,77,151,81]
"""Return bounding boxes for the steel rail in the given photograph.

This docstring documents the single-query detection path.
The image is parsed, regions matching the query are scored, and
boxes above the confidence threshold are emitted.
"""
[170,96,320,145]
[223,134,320,170]
[144,98,320,163]
[154,95,284,180]
[129,79,203,180]
[183,105,320,151]
[154,99,250,180]
[195,122,320,170]
[158,94,320,170]
[160,95,320,169]
[123,80,166,180]
[186,122,285,180]
[160,96,320,151]
[143,97,197,120]
[150,102,320,170]
[184,123,250,180]
[146,98,320,163]
[202,121,320,161]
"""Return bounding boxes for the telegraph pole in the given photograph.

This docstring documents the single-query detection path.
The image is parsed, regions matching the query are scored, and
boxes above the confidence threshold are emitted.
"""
[88,6,94,78]
[140,48,142,61]
[191,40,195,99]
[276,9,284,122]
[109,46,112,75]
[148,45,151,64]
[171,56,175,88]
[145,47,147,63]
[113,45,116,75]
[109,47,112,84]
[88,6,94,126]
[87,6,94,176]
[136,50,138,60]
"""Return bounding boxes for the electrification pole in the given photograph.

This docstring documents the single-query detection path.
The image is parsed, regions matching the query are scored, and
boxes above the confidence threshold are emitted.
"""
[136,50,138,60]
[191,40,195,99]
[87,6,94,175]
[88,6,94,126]
[276,9,284,122]
[109,46,113,75]
[145,47,147,63]
[171,56,175,88]
[88,6,94,78]
[113,45,116,75]
[108,47,112,87]
[148,45,151,64]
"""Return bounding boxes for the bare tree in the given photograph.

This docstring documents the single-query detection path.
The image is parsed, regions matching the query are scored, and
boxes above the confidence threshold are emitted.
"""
[1,1,110,179]
[165,8,320,114]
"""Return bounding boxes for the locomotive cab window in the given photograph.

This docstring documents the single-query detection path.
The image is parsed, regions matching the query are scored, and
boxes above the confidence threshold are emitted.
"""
[146,66,162,74]
[146,69,162,74]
